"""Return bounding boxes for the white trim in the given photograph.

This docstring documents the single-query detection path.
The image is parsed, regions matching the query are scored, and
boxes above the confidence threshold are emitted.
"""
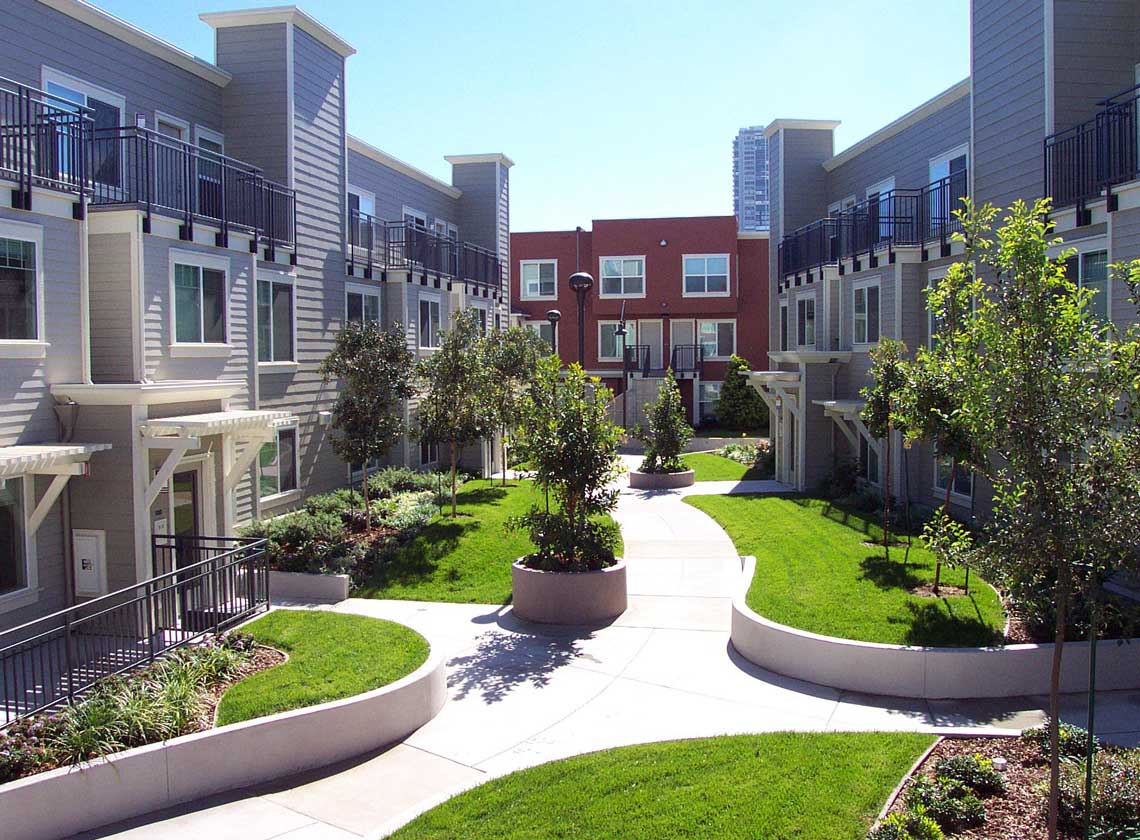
[851,275,882,349]
[40,0,232,86]
[51,380,244,405]
[828,195,856,215]
[597,320,634,361]
[0,475,38,614]
[258,423,300,503]
[681,253,731,298]
[697,318,737,361]
[0,218,47,352]
[794,292,817,349]
[285,20,295,190]
[763,119,840,139]
[933,455,974,504]
[348,137,462,198]
[929,143,969,180]
[169,249,231,351]
[866,177,895,199]
[256,268,296,363]
[200,6,356,58]
[524,319,558,352]
[403,206,428,228]
[519,258,558,301]
[444,153,515,169]
[778,302,789,352]
[347,184,376,216]
[257,361,299,373]
[417,292,442,349]
[926,265,950,350]
[153,111,190,141]
[345,281,382,325]
[598,255,646,299]
[735,230,770,240]
[192,125,225,153]
[41,66,126,117]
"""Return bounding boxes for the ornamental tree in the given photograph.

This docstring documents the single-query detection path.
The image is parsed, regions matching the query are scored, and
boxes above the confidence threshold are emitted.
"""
[320,321,415,527]
[861,338,908,561]
[637,369,693,473]
[899,199,1140,840]
[416,308,495,516]
[717,354,769,431]
[482,325,549,486]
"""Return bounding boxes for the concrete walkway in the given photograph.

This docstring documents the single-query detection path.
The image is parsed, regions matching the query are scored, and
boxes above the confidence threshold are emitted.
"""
[83,465,1140,840]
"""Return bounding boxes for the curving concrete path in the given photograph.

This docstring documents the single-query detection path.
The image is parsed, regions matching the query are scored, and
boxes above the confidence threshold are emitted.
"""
[82,461,1139,840]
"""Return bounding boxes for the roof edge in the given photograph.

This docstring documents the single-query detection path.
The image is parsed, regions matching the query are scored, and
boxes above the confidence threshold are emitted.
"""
[444,153,515,169]
[347,136,461,198]
[199,5,356,58]
[763,119,841,139]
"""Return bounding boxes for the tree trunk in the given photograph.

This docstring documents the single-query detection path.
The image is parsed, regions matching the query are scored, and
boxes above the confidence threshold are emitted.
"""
[501,425,508,487]
[450,441,458,518]
[1047,564,1071,840]
[883,423,892,562]
[934,461,956,596]
[362,462,371,530]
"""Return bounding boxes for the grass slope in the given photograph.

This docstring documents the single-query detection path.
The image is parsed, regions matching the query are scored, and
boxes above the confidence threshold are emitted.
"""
[686,495,1006,647]
[681,452,768,482]
[391,732,933,840]
[216,610,429,725]
[356,480,623,604]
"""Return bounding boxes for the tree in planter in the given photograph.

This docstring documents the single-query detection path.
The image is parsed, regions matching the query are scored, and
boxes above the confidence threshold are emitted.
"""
[417,308,495,517]
[717,354,769,431]
[320,321,415,528]
[637,369,693,474]
[510,357,623,571]
[482,326,549,487]
[899,199,1140,840]
[860,338,908,561]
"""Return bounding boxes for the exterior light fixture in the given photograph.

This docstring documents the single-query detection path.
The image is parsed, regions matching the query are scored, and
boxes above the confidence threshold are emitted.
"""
[545,309,561,354]
[568,272,593,364]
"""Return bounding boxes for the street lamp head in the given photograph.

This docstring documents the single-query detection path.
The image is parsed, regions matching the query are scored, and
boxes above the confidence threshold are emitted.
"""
[614,323,627,338]
[546,309,561,325]
[568,272,594,294]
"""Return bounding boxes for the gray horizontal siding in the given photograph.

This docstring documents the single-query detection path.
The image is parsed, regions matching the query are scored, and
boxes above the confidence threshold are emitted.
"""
[1052,1,1139,133]
[348,150,460,231]
[89,231,134,383]
[780,128,833,232]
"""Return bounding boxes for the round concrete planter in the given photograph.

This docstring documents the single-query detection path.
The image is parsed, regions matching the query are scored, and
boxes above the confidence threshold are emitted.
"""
[511,558,628,625]
[730,556,1140,700]
[628,469,695,490]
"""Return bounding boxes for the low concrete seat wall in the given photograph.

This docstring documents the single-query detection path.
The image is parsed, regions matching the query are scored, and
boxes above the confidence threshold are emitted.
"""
[628,470,695,490]
[512,559,628,624]
[270,569,351,601]
[0,640,447,840]
[730,556,1140,699]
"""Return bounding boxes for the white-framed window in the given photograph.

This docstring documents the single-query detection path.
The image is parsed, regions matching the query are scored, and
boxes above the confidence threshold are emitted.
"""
[420,440,438,465]
[828,195,856,216]
[154,111,190,142]
[683,254,730,297]
[520,259,557,300]
[698,320,736,360]
[599,256,645,298]
[852,278,881,346]
[0,220,45,353]
[259,426,298,500]
[347,185,376,247]
[346,282,381,325]
[929,145,968,185]
[598,320,636,361]
[471,304,489,335]
[403,206,427,229]
[349,456,382,487]
[42,67,125,189]
[699,381,722,424]
[779,303,789,351]
[1064,249,1110,324]
[859,436,880,486]
[526,320,557,352]
[0,476,31,608]
[934,456,973,500]
[418,294,442,348]
[170,252,228,350]
[796,296,816,348]
[348,185,375,218]
[257,271,295,363]
[927,268,947,350]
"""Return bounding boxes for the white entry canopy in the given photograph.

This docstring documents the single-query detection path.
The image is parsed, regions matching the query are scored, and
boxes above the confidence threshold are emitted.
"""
[0,443,111,479]
[142,410,294,438]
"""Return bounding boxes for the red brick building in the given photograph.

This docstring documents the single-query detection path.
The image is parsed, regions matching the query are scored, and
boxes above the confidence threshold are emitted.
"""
[510,216,769,426]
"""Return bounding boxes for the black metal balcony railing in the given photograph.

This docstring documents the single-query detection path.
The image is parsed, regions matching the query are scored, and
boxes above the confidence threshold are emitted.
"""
[778,169,968,279]
[347,210,503,295]
[670,343,704,374]
[1045,82,1140,210]
[622,343,704,377]
[0,536,268,726]
[0,77,93,209]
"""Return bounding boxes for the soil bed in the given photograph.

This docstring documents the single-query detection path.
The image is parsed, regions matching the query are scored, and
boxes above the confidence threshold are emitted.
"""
[203,645,286,727]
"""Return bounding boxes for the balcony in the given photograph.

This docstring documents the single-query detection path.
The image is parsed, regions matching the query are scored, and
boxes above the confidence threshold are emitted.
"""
[347,209,503,298]
[623,344,704,378]
[777,170,968,281]
[1045,83,1140,216]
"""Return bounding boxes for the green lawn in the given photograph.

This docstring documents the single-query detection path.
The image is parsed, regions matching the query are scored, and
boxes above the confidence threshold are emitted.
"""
[681,452,769,482]
[686,495,1006,647]
[355,480,623,604]
[216,610,429,725]
[390,732,933,840]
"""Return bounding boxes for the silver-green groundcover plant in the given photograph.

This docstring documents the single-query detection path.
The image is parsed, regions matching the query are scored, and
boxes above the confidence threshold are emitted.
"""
[637,368,693,474]
[509,357,622,572]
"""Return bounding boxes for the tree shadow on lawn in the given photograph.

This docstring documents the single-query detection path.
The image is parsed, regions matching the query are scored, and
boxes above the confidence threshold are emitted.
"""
[858,555,924,591]
[790,497,879,539]
[446,628,591,704]
[360,518,472,592]
[896,598,1005,647]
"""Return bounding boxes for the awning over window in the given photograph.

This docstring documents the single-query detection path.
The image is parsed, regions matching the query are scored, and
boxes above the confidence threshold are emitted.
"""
[0,443,111,479]
[142,410,294,438]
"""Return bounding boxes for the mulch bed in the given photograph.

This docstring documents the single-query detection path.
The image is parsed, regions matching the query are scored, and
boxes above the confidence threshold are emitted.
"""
[201,644,286,730]
[883,736,1078,840]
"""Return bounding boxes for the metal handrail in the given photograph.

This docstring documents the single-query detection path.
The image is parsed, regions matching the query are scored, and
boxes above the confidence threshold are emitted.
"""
[1045,88,1140,209]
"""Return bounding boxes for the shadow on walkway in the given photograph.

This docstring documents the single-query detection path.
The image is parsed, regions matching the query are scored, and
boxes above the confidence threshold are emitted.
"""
[447,628,596,704]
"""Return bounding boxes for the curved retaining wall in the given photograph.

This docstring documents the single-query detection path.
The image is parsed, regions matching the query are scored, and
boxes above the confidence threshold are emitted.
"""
[731,556,1140,700]
[0,642,448,840]
[512,559,628,624]
[628,470,695,490]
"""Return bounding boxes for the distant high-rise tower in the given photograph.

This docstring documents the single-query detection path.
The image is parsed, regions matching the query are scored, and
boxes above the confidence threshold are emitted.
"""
[733,126,769,231]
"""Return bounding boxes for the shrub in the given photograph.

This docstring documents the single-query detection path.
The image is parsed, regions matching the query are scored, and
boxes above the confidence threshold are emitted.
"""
[1058,749,1140,835]
[822,458,861,500]
[1021,720,1098,760]
[715,354,768,431]
[869,807,945,840]
[373,490,437,532]
[905,776,986,832]
[0,714,63,783]
[511,511,619,572]
[717,441,775,477]
[934,753,1007,796]
[638,369,693,474]
[304,488,364,518]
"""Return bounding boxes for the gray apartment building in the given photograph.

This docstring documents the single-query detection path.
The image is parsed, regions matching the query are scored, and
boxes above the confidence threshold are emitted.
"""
[755,0,1140,518]
[0,0,511,633]
[733,125,770,231]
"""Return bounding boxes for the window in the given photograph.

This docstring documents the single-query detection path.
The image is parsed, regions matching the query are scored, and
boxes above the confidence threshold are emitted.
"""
[779,303,788,351]
[259,427,298,499]
[349,457,382,487]
[347,186,375,248]
[0,478,27,597]
[527,320,557,352]
[699,382,722,424]
[1065,250,1110,324]
[473,306,488,335]
[598,321,636,361]
[683,254,730,296]
[346,284,381,325]
[599,257,645,297]
[43,69,124,188]
[853,280,881,346]
[829,196,856,216]
[0,236,39,341]
[257,273,294,362]
[796,297,815,348]
[698,320,735,359]
[173,262,226,344]
[521,259,557,300]
[420,440,438,465]
[859,436,880,486]
[419,297,441,348]
[403,206,427,229]
[934,456,973,499]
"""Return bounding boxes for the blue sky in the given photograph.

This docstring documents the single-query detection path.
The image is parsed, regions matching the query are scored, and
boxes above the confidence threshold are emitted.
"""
[98,0,969,232]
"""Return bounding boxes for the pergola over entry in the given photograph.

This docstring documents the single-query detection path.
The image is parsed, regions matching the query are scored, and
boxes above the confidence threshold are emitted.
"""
[0,444,111,533]
[744,370,801,417]
[139,410,295,507]
[812,399,881,461]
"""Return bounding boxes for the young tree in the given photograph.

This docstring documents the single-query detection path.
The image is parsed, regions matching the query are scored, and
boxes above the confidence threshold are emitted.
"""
[482,326,549,486]
[637,369,693,473]
[320,321,415,527]
[861,338,908,561]
[716,354,769,431]
[417,308,495,516]
[901,199,1140,840]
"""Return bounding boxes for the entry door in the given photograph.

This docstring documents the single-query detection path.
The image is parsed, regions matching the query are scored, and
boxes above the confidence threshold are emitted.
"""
[170,470,201,570]
[639,320,663,370]
[669,319,694,368]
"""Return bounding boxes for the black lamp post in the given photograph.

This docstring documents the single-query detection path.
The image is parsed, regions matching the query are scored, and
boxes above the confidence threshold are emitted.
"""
[568,272,593,365]
[615,320,628,429]
[545,308,560,355]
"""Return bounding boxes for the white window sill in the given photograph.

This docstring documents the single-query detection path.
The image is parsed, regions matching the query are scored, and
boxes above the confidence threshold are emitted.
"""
[258,361,299,372]
[682,290,731,299]
[0,585,40,613]
[599,292,647,300]
[418,345,440,352]
[0,341,50,359]
[703,355,733,362]
[795,344,817,351]
[932,487,974,505]
[521,293,558,302]
[260,488,301,508]
[169,343,232,359]
[852,341,878,352]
